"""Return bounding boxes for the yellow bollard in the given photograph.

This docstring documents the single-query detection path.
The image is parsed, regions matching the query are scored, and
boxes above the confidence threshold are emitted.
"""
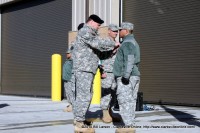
[51,54,62,101]
[91,68,101,105]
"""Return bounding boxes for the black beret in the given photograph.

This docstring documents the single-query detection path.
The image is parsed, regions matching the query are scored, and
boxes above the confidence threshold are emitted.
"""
[89,14,104,24]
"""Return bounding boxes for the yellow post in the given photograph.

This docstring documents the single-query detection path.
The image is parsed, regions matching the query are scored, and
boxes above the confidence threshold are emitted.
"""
[51,54,62,101]
[91,68,101,105]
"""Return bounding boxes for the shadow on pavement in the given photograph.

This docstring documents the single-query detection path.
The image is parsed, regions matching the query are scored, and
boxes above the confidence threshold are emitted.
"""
[161,105,200,127]
[86,110,103,122]
[85,108,125,126]
[0,103,9,109]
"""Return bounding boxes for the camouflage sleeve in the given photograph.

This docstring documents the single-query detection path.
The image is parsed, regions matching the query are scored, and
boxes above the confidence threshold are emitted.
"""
[124,55,135,79]
[99,50,113,60]
[79,27,115,52]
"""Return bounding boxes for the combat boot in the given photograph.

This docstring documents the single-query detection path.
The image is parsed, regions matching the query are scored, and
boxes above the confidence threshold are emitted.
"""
[115,128,136,133]
[63,104,72,112]
[102,109,112,123]
[74,121,95,133]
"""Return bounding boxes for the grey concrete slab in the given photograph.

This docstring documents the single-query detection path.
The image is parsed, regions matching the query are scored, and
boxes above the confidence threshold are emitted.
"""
[0,95,199,133]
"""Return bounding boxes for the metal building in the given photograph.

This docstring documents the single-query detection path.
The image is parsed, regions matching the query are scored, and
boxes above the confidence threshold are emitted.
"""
[0,0,199,106]
[122,0,200,106]
[0,0,72,96]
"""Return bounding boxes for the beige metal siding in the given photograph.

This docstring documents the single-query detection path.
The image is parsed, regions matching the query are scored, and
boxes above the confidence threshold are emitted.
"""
[123,0,200,106]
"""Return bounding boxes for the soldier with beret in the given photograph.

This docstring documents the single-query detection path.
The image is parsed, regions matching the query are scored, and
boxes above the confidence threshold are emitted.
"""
[62,23,84,112]
[113,22,140,133]
[71,14,120,132]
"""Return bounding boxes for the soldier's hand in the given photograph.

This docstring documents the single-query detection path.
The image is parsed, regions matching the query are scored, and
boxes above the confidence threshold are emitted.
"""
[101,73,107,79]
[121,77,129,85]
[115,42,120,48]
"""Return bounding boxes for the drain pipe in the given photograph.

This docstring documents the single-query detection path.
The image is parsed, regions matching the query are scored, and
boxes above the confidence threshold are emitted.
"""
[119,0,123,42]
[120,0,123,25]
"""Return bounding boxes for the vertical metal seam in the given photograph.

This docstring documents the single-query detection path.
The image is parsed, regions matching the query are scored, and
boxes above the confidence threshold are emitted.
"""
[93,0,95,15]
[83,0,85,23]
[119,0,123,42]
[109,0,112,24]
[120,0,123,24]
[98,0,100,16]
[72,0,77,31]
[104,0,106,25]
[0,9,1,93]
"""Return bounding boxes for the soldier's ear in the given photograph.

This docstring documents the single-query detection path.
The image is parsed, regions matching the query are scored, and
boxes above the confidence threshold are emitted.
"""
[124,29,129,36]
[126,29,130,34]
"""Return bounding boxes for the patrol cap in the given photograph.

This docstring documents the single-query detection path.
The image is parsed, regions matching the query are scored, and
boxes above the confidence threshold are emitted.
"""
[66,49,71,54]
[108,24,119,31]
[89,14,104,24]
[77,23,84,30]
[119,22,134,30]
[66,46,74,54]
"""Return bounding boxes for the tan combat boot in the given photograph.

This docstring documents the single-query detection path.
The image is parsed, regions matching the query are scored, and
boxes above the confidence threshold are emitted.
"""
[74,121,95,133]
[102,110,112,123]
[115,128,136,133]
[63,104,72,112]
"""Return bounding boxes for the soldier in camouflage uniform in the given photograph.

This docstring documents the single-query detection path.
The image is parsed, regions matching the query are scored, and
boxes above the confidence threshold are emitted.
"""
[113,22,140,133]
[100,24,119,123]
[71,14,120,133]
[62,46,74,112]
[62,23,84,113]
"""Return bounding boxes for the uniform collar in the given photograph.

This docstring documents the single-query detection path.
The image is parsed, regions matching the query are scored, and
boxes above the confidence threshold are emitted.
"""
[122,34,134,41]
[86,24,98,33]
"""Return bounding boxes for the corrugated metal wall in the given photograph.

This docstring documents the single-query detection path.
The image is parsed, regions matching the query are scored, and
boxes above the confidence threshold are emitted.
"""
[0,9,1,93]
[71,0,117,31]
[72,0,120,34]
[1,0,72,96]
[123,0,200,106]
[89,0,112,26]
[72,0,86,31]
[89,0,119,27]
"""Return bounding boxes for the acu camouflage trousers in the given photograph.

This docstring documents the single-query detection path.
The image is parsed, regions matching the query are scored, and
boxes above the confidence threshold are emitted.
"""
[116,76,140,126]
[64,81,73,106]
[64,73,76,106]
[101,73,116,110]
[73,71,94,121]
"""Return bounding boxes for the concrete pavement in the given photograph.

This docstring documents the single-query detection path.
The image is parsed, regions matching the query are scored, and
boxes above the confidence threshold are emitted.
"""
[0,95,199,133]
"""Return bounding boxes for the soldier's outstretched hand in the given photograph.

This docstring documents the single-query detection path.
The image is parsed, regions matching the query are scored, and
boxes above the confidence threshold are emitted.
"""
[115,42,120,48]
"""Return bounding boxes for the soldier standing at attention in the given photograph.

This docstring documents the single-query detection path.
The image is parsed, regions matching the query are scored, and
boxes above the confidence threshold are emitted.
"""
[72,14,120,133]
[62,47,73,112]
[100,24,119,123]
[113,22,140,133]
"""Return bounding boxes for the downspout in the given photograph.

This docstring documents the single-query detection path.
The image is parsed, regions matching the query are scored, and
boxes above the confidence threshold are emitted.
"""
[0,9,1,93]
[119,0,123,42]
[119,0,123,25]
